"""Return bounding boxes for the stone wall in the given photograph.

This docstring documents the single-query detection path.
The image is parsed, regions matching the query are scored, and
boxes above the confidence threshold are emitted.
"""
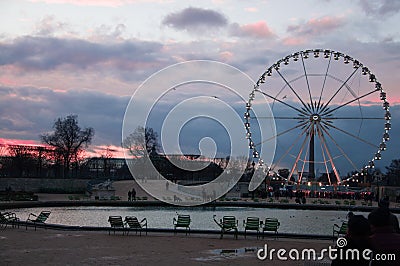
[0,178,88,193]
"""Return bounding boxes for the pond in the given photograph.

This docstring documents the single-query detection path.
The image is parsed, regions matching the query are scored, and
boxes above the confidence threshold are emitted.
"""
[10,206,393,236]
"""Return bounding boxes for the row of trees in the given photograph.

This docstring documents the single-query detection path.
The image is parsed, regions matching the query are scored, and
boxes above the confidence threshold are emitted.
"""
[1,114,400,187]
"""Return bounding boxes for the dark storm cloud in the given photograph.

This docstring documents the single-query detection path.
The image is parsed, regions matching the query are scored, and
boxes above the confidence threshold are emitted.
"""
[0,85,129,145]
[0,36,163,71]
[162,7,228,31]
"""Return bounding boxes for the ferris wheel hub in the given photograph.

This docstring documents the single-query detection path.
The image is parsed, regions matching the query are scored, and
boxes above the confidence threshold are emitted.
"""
[311,114,321,122]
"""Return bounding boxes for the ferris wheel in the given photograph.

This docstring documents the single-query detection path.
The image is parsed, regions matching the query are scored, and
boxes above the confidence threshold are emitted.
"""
[245,49,391,185]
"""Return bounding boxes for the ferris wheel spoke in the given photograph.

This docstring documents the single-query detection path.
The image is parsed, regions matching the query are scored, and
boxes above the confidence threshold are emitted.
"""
[321,121,378,148]
[333,72,363,111]
[309,72,358,110]
[320,67,360,113]
[275,69,311,112]
[288,130,310,183]
[326,74,359,99]
[270,123,311,172]
[256,120,309,146]
[317,126,342,183]
[300,54,315,111]
[345,79,359,99]
[256,90,308,115]
[317,130,332,184]
[271,79,301,109]
[318,124,359,171]
[298,126,312,183]
[326,117,382,120]
[337,82,360,115]
[322,88,380,116]
[251,116,306,120]
[308,73,359,100]
[317,54,332,111]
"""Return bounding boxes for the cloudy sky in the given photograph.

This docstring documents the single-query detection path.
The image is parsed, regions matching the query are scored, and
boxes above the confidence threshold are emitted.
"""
[0,0,399,173]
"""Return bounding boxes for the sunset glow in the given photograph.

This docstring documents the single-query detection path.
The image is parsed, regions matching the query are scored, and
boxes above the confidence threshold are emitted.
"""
[0,0,399,169]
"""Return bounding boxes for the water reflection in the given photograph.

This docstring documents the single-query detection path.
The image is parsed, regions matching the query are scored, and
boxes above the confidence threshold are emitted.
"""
[9,206,395,235]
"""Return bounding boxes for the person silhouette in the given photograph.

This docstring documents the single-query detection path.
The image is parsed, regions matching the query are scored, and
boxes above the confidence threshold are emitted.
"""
[131,188,136,201]
[332,215,371,266]
[378,196,399,233]
[128,190,132,201]
[368,207,400,265]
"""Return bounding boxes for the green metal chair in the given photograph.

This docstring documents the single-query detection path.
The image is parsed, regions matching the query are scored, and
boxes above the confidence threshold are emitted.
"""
[333,221,348,238]
[26,211,51,231]
[1,212,19,229]
[214,215,238,239]
[124,216,147,236]
[243,216,261,239]
[262,218,280,239]
[108,216,125,235]
[173,214,191,235]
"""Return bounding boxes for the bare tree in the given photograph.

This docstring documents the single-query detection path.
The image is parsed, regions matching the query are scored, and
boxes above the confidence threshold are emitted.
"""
[122,126,159,159]
[41,114,94,178]
[122,126,160,180]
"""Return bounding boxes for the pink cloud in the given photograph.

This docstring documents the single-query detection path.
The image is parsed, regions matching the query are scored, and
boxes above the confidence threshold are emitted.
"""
[0,76,18,86]
[282,36,306,46]
[245,7,258,12]
[219,51,233,61]
[230,21,275,39]
[0,138,40,146]
[287,16,344,37]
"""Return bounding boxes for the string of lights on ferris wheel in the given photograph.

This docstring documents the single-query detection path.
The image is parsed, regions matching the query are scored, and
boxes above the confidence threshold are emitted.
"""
[245,49,391,185]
